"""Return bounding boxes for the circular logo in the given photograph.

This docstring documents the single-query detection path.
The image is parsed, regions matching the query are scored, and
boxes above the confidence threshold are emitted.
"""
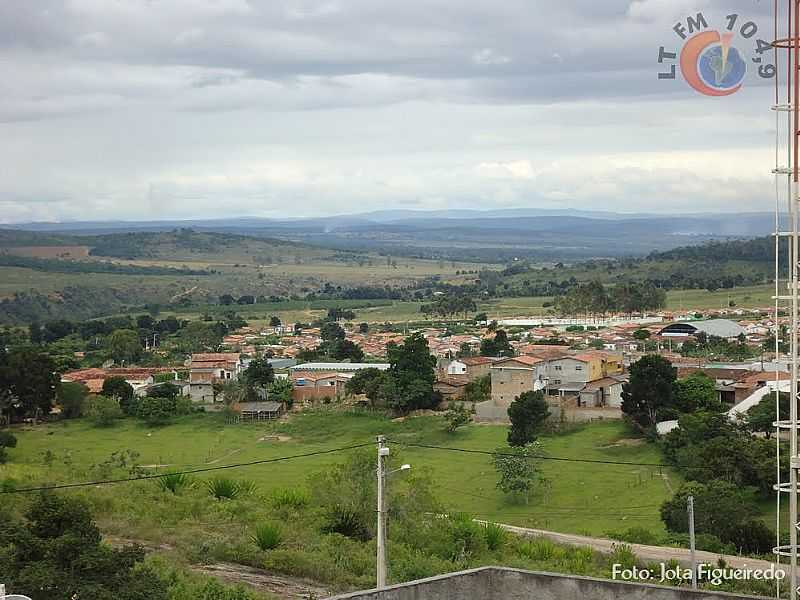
[680,30,746,96]
[697,44,746,91]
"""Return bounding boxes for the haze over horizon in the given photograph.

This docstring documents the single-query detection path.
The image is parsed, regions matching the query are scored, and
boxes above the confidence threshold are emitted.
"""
[0,0,778,223]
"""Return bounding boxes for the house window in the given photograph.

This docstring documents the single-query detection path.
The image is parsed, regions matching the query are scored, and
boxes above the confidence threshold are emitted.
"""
[552,379,562,385]
[554,365,562,371]
[575,366,583,371]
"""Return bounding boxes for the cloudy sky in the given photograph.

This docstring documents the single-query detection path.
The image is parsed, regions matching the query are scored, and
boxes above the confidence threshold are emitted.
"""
[0,0,784,222]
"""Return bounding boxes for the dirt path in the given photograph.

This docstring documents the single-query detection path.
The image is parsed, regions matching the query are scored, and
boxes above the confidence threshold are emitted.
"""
[479,521,778,571]
[193,563,331,599]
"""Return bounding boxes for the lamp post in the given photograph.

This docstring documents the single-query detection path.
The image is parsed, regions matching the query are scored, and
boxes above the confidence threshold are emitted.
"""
[376,435,410,589]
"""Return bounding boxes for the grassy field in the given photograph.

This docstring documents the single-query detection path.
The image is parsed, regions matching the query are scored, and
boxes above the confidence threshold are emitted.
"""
[664,285,773,311]
[2,412,674,537]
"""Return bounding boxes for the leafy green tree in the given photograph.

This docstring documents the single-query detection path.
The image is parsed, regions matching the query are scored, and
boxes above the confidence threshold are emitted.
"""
[386,333,437,412]
[358,322,369,334]
[345,368,388,406]
[674,372,721,413]
[268,377,295,407]
[1,492,168,599]
[659,480,772,553]
[3,347,59,420]
[137,386,180,426]
[320,321,346,342]
[57,381,88,419]
[633,329,651,341]
[107,329,142,364]
[84,395,124,427]
[621,355,676,429]
[444,403,471,433]
[101,376,137,415]
[0,430,17,463]
[243,356,275,387]
[746,391,788,438]
[269,316,282,327]
[329,339,365,362]
[492,443,544,504]
[480,330,514,357]
[460,375,491,404]
[507,390,551,447]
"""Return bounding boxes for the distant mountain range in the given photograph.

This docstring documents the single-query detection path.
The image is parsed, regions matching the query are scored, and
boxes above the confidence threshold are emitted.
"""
[0,209,779,262]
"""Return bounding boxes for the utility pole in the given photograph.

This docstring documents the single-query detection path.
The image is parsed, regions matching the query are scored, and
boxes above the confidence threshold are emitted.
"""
[688,495,697,590]
[376,435,388,589]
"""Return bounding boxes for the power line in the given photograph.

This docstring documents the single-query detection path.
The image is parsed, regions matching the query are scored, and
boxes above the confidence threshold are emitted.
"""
[0,442,372,495]
[391,440,705,470]
[435,484,662,512]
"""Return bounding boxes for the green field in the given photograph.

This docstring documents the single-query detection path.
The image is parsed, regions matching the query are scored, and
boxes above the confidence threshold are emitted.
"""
[665,285,774,311]
[2,412,674,537]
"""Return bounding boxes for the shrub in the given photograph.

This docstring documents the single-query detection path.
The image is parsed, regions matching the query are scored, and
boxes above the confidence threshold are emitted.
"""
[270,487,310,510]
[609,543,638,570]
[517,537,557,561]
[605,526,661,546]
[448,513,486,560]
[83,395,124,427]
[0,430,17,464]
[207,477,252,500]
[483,522,508,552]
[157,472,193,495]
[251,523,282,551]
[322,506,372,541]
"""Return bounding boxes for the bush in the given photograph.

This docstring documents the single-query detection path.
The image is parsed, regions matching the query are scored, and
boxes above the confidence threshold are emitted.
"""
[322,505,372,541]
[0,430,17,464]
[251,523,282,551]
[483,522,507,551]
[447,513,486,560]
[157,472,193,495]
[517,538,557,561]
[270,487,310,510]
[605,526,661,546]
[84,395,124,427]
[137,395,178,426]
[206,477,254,500]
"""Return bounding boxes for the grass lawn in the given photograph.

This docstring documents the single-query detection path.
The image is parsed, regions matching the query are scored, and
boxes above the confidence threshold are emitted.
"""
[664,285,774,311]
[3,412,675,537]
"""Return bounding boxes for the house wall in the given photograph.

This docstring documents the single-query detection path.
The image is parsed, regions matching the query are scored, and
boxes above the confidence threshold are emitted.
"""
[491,367,535,406]
[446,361,467,376]
[548,358,595,385]
[465,362,493,381]
[190,384,214,404]
[324,567,759,600]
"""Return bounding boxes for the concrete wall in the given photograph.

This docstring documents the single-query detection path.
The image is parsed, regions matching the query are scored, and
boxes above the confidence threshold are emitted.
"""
[325,567,764,600]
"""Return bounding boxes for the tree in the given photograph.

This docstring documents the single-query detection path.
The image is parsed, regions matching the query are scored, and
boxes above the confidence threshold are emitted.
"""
[329,339,365,362]
[106,329,142,364]
[674,372,721,413]
[1,492,168,599]
[633,329,651,341]
[101,376,136,415]
[460,375,491,404]
[621,355,676,429]
[358,322,369,334]
[320,321,346,343]
[268,377,295,407]
[507,390,551,447]
[345,368,388,406]
[492,443,544,504]
[83,395,124,427]
[137,395,177,426]
[746,391,788,438]
[0,430,17,463]
[4,347,58,420]
[444,403,471,433]
[659,479,772,553]
[57,381,88,419]
[386,333,437,412]
[480,330,514,358]
[269,316,282,327]
[219,294,235,305]
[243,356,275,388]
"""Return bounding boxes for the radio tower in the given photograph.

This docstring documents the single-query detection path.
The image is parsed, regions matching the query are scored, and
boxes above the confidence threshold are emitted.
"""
[775,1,800,598]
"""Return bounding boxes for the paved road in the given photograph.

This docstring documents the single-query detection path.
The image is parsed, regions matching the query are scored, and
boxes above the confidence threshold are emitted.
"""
[477,520,779,571]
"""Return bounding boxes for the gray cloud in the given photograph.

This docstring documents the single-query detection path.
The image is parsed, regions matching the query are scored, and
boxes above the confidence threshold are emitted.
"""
[0,0,783,221]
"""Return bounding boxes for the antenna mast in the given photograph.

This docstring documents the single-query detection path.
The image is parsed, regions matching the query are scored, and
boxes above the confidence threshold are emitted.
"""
[774,1,800,598]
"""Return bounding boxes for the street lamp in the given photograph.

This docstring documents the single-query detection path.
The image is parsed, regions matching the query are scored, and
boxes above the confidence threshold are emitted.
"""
[376,436,410,590]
